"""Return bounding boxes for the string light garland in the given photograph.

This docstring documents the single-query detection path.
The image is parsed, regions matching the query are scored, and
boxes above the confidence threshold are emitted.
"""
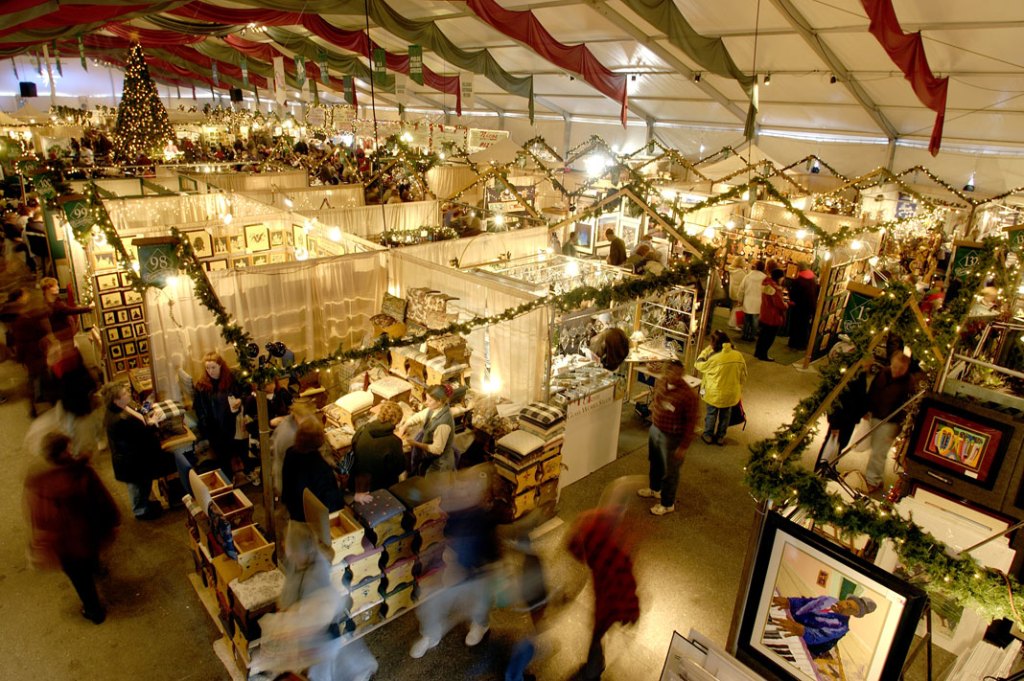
[112,43,174,162]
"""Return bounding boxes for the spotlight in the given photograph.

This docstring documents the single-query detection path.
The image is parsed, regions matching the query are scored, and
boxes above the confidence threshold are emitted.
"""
[693,72,701,83]
[829,74,837,84]
[763,73,771,86]
[811,159,821,174]
[630,74,637,82]
[963,172,976,192]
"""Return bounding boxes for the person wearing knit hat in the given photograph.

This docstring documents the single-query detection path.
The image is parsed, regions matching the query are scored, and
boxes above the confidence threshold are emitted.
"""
[400,385,457,475]
[349,400,407,503]
[770,593,878,658]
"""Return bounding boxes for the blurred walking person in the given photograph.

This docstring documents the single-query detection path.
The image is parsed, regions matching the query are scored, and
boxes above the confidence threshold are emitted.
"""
[23,432,121,624]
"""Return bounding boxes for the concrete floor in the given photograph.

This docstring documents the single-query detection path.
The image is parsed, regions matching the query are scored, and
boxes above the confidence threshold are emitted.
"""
[0,317,951,680]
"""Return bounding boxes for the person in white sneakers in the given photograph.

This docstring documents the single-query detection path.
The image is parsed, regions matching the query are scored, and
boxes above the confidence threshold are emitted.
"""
[636,357,700,516]
[410,467,500,658]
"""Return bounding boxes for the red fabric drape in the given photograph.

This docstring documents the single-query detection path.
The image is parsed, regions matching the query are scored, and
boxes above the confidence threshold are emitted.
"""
[170,1,303,27]
[861,0,948,155]
[0,3,155,40]
[105,23,206,46]
[462,0,626,125]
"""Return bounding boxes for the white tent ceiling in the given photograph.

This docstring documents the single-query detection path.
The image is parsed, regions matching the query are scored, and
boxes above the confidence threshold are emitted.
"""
[2,0,1024,191]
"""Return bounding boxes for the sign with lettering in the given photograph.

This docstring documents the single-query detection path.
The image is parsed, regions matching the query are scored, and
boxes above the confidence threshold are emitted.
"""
[408,45,423,85]
[60,195,94,237]
[840,282,881,336]
[134,237,179,286]
[949,240,985,284]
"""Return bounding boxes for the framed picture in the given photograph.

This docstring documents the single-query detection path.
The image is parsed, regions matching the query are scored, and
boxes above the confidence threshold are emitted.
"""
[134,322,148,337]
[113,359,127,374]
[597,213,619,245]
[129,306,144,321]
[123,290,143,306]
[270,252,287,264]
[233,256,250,269]
[251,254,269,267]
[139,354,149,367]
[96,273,120,292]
[270,229,285,247]
[207,259,228,271]
[737,513,926,681]
[138,339,149,354]
[128,356,139,369]
[92,251,117,272]
[109,343,124,359]
[244,223,271,252]
[285,230,294,247]
[118,271,133,288]
[123,341,137,356]
[574,221,593,253]
[292,224,308,252]
[230,234,246,252]
[117,324,134,340]
[99,292,124,310]
[619,216,640,250]
[106,327,120,342]
[184,229,213,259]
[907,399,1012,488]
[102,311,116,326]
[115,309,129,324]
[214,236,231,255]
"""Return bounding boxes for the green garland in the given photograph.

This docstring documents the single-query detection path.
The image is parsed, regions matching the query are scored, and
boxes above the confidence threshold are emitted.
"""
[745,237,1024,623]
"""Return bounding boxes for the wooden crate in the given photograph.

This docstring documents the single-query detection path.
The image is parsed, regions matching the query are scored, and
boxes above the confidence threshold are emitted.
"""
[348,574,384,614]
[345,537,383,586]
[329,508,365,565]
[197,469,232,496]
[211,489,254,529]
[380,532,416,571]
[231,524,275,581]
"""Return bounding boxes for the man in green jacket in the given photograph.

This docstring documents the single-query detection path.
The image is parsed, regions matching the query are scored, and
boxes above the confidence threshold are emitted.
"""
[694,330,747,445]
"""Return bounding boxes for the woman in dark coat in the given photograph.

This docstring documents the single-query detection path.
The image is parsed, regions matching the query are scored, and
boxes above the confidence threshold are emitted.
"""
[281,419,343,522]
[193,352,243,480]
[24,432,121,624]
[349,400,406,500]
[103,382,163,520]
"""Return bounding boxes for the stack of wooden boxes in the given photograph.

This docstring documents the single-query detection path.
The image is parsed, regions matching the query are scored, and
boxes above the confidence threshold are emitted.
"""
[387,334,470,403]
[492,403,565,521]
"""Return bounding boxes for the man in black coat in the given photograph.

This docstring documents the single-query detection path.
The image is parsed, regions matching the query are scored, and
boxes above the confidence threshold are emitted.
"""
[103,383,163,520]
[349,400,407,500]
[605,228,627,267]
[787,265,819,350]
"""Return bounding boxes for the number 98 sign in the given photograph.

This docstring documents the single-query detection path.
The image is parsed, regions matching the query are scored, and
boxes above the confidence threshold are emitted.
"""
[136,242,179,286]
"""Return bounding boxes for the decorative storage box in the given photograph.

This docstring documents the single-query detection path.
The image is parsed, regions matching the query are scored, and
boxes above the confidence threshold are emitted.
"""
[348,574,384,613]
[415,518,446,554]
[331,390,374,429]
[380,532,416,571]
[540,451,562,482]
[231,524,276,581]
[493,456,546,495]
[329,562,351,602]
[495,429,547,463]
[198,469,232,496]
[369,375,414,405]
[351,490,406,547]
[389,476,445,530]
[415,541,446,577]
[426,334,469,365]
[345,537,384,586]
[537,479,558,507]
[329,508,365,565]
[229,568,285,641]
[383,581,416,618]
[415,565,446,601]
[346,598,383,634]
[496,478,537,522]
[212,554,243,611]
[424,357,469,389]
[211,489,255,529]
[232,618,255,666]
[382,556,416,592]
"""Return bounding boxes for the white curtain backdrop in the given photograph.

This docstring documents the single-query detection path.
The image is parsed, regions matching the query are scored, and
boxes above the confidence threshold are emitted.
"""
[388,252,546,404]
[106,193,274,231]
[147,251,388,400]
[397,227,549,267]
[301,201,439,239]
[202,170,309,192]
[427,166,480,200]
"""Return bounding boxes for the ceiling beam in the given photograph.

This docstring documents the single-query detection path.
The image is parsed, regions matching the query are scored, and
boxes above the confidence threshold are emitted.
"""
[584,0,749,124]
[767,0,898,141]
[711,19,1024,38]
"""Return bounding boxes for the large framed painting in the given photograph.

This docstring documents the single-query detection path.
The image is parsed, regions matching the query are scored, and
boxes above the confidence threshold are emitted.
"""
[737,513,926,681]
[907,398,1013,488]
[244,223,271,252]
[574,220,594,254]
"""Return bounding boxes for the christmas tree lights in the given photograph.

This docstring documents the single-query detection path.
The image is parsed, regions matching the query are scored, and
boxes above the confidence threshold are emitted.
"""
[112,44,173,162]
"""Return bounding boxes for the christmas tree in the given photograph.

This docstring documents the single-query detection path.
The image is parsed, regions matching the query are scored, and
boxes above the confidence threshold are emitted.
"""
[113,43,173,161]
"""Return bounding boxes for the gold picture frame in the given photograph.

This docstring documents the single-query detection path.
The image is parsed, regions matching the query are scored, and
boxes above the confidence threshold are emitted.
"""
[244,224,270,253]
[184,229,214,258]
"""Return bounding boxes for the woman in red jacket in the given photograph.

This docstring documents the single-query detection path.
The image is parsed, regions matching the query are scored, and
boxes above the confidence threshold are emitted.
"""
[755,269,789,362]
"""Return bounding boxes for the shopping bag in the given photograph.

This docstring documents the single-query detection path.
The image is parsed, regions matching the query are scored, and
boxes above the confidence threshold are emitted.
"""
[729,307,744,328]
[728,401,746,429]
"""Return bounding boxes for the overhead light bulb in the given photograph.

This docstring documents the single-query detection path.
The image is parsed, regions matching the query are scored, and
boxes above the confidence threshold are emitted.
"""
[963,172,976,192]
[328,227,342,242]
[221,212,233,225]
[565,260,580,276]
[763,73,771,86]
[283,196,293,208]
[165,275,180,288]
[493,213,505,226]
[850,239,863,251]
[584,154,608,178]
[795,229,807,239]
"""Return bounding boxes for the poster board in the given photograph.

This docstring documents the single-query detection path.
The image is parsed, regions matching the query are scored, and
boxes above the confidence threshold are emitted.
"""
[803,259,875,365]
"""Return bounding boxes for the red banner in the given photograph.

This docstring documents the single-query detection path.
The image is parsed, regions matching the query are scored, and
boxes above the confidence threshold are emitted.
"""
[105,23,206,46]
[861,0,949,155]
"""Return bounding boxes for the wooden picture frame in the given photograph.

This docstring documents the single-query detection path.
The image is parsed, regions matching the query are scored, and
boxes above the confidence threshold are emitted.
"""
[115,309,129,324]
[269,252,287,264]
[102,311,116,326]
[292,224,308,252]
[117,324,134,340]
[207,259,228,272]
[123,341,137,356]
[113,359,127,373]
[109,343,124,359]
[737,513,926,681]
[184,229,214,259]
[123,289,143,306]
[230,234,246,252]
[95,273,120,292]
[232,256,250,269]
[244,224,271,252]
[129,306,144,321]
[251,254,269,267]
[908,398,1013,488]
[134,322,147,338]
[138,339,149,354]
[99,292,124,310]
[118,271,133,288]
[214,236,231,255]
[270,229,285,247]
[92,251,117,272]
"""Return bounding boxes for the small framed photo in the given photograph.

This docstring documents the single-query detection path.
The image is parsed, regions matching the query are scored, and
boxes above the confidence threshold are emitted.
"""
[908,399,1012,487]
[230,234,246,252]
[99,292,124,310]
[129,306,144,321]
[737,513,926,681]
[244,223,271,252]
[184,229,214,259]
[207,259,228,272]
[113,359,127,373]
[109,343,124,359]
[95,273,120,292]
[106,327,120,342]
[115,309,129,324]
[102,311,116,326]
[251,254,269,267]
[128,356,139,369]
[123,341,137,356]
[232,256,250,269]
[292,223,308,251]
[214,236,231,255]
[118,271,134,288]
[123,289,143,306]
[270,229,285,247]
[270,252,287,264]
[117,324,134,340]
[138,339,149,354]
[134,322,147,338]
[285,230,294,247]
[92,251,117,271]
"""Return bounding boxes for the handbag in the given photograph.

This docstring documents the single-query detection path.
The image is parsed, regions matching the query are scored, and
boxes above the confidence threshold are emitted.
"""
[728,401,746,429]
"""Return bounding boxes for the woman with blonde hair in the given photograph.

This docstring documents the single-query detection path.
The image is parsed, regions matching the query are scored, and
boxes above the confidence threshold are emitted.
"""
[349,400,406,501]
